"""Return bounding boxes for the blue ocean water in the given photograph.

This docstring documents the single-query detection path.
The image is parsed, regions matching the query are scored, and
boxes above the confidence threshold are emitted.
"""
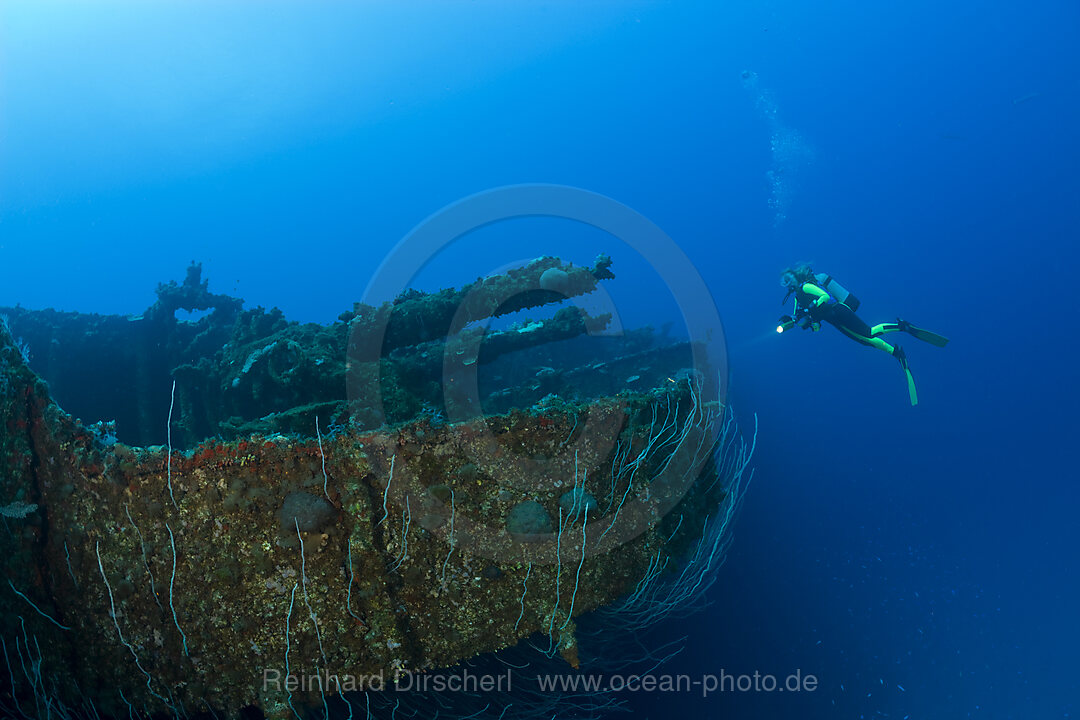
[1,1,1077,718]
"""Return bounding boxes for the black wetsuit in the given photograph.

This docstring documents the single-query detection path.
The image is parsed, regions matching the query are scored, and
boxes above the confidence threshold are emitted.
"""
[794,283,875,345]
[786,276,927,406]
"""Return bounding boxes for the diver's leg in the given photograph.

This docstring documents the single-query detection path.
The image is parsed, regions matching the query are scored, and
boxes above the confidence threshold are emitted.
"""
[870,322,901,337]
[831,308,917,404]
[836,325,917,404]
[837,325,896,355]
[827,306,891,350]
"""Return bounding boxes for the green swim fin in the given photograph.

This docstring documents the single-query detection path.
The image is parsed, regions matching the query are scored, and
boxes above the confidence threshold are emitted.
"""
[905,366,918,406]
[898,319,949,347]
[895,346,918,406]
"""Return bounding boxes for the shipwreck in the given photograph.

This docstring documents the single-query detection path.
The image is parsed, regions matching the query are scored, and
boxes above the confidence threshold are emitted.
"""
[0,258,752,719]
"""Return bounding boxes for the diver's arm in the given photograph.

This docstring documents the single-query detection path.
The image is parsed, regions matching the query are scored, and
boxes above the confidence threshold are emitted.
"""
[801,283,834,309]
[797,283,831,331]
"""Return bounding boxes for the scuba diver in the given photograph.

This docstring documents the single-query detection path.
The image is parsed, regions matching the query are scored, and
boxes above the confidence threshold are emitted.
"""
[777,263,948,406]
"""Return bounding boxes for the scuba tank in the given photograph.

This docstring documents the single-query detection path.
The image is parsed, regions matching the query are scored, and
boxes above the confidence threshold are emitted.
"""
[813,272,860,312]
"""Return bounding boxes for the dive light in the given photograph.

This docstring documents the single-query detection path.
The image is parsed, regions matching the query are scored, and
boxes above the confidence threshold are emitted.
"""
[777,315,795,333]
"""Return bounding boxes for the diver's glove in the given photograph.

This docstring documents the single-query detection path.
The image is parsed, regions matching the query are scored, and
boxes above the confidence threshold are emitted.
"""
[811,294,834,309]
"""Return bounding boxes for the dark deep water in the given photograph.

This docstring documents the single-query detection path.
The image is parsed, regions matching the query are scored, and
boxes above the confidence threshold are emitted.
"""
[2,1,1078,718]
